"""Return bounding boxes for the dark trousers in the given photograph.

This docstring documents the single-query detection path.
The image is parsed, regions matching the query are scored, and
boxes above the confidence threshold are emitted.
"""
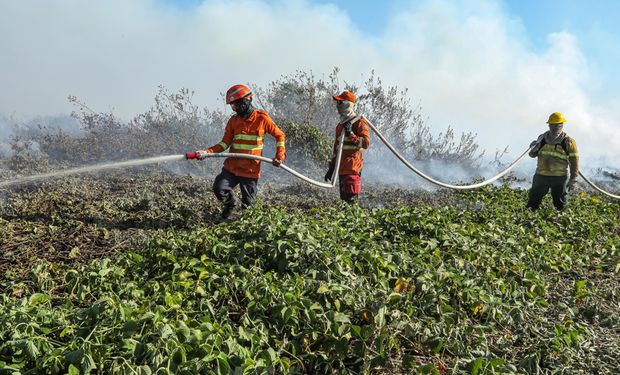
[213,169,258,208]
[526,174,568,210]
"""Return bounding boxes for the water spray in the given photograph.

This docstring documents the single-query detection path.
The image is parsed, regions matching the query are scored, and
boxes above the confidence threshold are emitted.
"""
[0,135,346,189]
[0,155,185,188]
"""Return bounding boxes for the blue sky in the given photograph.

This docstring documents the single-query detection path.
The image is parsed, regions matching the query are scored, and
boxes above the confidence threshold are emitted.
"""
[1,0,620,160]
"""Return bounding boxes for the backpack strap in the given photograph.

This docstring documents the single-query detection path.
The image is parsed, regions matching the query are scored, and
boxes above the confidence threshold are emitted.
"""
[343,115,362,127]
[560,137,570,155]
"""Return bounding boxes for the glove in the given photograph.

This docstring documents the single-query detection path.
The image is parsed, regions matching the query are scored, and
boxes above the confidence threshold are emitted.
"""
[528,134,545,157]
[567,179,577,192]
[324,166,335,182]
[529,134,545,148]
[530,133,545,147]
[343,121,353,137]
[272,158,283,167]
[186,150,209,160]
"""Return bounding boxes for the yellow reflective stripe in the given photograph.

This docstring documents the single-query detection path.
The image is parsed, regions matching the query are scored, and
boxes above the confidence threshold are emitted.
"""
[569,152,579,157]
[233,134,264,141]
[217,141,228,149]
[342,145,362,150]
[276,141,286,147]
[232,143,264,151]
[539,150,568,160]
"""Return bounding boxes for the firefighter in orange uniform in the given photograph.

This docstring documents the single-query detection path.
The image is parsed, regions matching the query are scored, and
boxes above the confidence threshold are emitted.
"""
[324,90,370,202]
[187,84,286,219]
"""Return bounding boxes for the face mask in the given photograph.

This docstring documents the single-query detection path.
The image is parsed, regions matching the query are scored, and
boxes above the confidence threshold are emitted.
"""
[336,100,355,121]
[548,124,564,137]
[232,98,253,117]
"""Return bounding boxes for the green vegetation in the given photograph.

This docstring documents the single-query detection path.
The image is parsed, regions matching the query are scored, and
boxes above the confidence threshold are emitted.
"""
[1,180,618,374]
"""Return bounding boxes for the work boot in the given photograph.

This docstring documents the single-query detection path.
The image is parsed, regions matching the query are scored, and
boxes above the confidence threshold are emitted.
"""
[221,205,234,219]
[219,196,238,220]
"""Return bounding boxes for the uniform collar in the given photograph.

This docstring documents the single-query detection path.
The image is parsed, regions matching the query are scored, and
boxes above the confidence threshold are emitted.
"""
[243,109,256,121]
[234,108,256,122]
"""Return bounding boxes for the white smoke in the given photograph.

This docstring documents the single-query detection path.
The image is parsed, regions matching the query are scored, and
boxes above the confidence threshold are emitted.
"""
[0,116,13,156]
[0,0,618,174]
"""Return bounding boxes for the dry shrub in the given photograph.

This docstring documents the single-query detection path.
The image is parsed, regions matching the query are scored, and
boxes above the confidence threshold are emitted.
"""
[4,68,483,175]
[255,68,483,168]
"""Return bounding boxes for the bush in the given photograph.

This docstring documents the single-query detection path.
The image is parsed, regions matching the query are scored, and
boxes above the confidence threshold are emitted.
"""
[255,68,483,166]
[272,117,332,168]
[6,68,484,175]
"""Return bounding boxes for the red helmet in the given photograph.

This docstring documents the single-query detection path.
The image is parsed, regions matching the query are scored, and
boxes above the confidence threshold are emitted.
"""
[226,84,252,104]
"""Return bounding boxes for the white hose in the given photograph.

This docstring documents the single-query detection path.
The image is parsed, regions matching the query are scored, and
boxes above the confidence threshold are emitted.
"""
[204,133,345,189]
[366,117,619,198]
[578,172,620,199]
[364,117,532,190]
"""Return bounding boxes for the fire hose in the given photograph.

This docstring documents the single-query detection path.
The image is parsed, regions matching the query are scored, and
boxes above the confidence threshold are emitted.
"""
[578,172,620,199]
[364,117,619,197]
[194,116,618,197]
[186,133,346,189]
[363,117,532,190]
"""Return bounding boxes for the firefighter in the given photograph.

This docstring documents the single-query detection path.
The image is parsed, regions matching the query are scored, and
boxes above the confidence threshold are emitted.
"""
[324,90,370,202]
[526,112,579,210]
[187,84,286,219]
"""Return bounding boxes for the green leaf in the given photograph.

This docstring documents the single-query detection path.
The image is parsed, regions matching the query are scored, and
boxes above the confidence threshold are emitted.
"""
[172,347,186,365]
[333,312,350,324]
[469,357,484,375]
[28,293,49,306]
[316,284,329,294]
[68,364,80,375]
[216,353,230,375]
[24,340,39,360]
[82,353,96,374]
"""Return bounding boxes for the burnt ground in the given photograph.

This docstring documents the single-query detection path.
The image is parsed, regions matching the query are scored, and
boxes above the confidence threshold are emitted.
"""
[0,170,462,280]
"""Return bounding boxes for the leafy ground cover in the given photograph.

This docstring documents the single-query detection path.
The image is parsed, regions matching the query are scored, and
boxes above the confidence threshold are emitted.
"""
[0,173,619,374]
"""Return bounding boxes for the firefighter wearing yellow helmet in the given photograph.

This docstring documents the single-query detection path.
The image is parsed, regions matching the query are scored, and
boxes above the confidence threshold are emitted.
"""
[526,112,579,210]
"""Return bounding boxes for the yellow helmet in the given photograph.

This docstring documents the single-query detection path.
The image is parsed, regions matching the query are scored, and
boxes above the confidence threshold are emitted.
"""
[547,112,566,125]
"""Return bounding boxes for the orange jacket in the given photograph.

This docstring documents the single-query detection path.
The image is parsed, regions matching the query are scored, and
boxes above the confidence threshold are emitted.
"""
[329,116,370,175]
[207,109,286,179]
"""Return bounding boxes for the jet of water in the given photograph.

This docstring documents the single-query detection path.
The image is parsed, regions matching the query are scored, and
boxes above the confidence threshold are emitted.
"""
[0,155,186,188]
